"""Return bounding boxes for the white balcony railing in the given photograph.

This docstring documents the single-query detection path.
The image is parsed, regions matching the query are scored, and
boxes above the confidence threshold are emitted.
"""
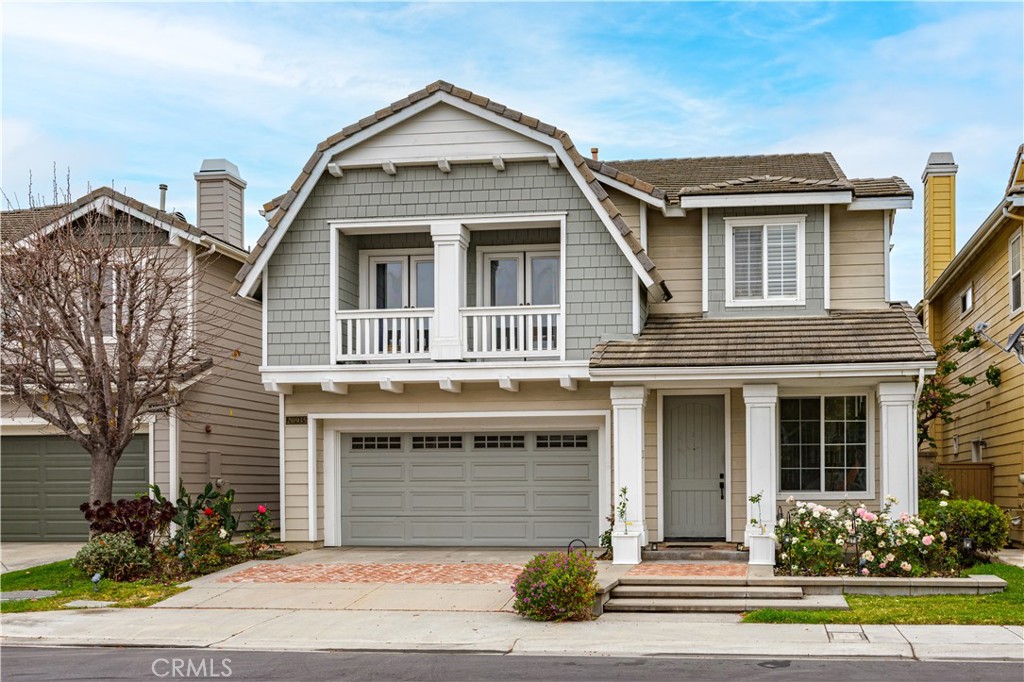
[462,305,560,359]
[336,309,432,361]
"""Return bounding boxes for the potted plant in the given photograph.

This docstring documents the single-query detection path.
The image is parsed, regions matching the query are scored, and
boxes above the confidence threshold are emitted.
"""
[610,487,642,565]
[747,492,776,566]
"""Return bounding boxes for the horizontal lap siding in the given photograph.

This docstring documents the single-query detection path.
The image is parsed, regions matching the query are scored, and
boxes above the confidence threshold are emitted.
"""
[930,218,1023,542]
[830,207,887,309]
[648,210,702,315]
[267,160,635,365]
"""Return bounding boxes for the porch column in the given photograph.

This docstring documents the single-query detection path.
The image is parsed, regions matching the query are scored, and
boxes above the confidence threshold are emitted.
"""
[611,386,647,563]
[878,382,918,518]
[743,384,778,544]
[430,221,470,361]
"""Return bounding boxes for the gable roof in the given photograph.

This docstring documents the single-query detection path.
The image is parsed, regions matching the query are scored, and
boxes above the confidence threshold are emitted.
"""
[586,153,912,204]
[1,186,248,259]
[233,80,670,301]
[1007,143,1024,197]
[590,303,934,369]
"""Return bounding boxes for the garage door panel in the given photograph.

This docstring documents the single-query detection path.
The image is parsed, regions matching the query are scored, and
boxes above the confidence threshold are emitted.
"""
[410,463,466,481]
[341,431,598,546]
[470,462,529,481]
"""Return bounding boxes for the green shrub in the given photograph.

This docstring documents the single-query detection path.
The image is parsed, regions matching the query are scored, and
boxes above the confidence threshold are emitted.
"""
[151,481,238,552]
[918,468,956,501]
[920,498,1010,562]
[244,504,274,559]
[512,551,597,622]
[181,512,241,575]
[72,531,153,581]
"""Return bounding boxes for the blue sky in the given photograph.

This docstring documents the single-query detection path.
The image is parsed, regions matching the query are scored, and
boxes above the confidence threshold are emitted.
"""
[2,1,1021,304]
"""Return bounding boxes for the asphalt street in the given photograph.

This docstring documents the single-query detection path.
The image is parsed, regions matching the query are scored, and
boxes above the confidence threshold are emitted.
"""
[1,647,1022,682]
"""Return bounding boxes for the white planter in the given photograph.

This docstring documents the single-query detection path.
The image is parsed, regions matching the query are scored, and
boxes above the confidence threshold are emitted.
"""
[748,534,776,566]
[611,531,643,565]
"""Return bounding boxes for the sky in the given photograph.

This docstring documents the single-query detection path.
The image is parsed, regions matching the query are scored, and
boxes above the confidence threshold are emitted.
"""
[2,1,1021,304]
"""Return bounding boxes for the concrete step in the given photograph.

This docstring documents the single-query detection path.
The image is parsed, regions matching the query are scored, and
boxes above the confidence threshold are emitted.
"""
[642,549,748,562]
[618,575,750,587]
[603,595,849,613]
[611,584,803,600]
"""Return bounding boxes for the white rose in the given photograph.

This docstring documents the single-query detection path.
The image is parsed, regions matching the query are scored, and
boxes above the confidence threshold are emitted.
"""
[219,528,228,539]
[939,501,948,507]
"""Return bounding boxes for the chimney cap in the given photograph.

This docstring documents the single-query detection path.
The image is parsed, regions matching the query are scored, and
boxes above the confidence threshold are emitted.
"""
[195,158,247,187]
[590,147,599,161]
[922,151,958,181]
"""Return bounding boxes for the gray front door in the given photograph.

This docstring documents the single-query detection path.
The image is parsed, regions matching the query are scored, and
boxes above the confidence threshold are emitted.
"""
[664,396,726,540]
[340,431,598,546]
[1,435,149,541]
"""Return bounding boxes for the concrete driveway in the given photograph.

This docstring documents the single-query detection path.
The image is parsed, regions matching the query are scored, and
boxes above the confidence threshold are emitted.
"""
[1,543,82,574]
[153,547,628,613]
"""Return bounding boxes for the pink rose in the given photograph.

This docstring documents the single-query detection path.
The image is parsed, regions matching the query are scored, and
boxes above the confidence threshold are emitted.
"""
[860,568,869,576]
[922,535,933,546]
[203,507,214,517]
[257,505,267,514]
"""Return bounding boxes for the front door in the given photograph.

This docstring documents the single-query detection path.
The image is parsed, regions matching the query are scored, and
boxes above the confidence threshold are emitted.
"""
[664,395,727,540]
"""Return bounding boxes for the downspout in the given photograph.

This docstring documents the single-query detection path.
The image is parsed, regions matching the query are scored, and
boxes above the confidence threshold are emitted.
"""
[1002,207,1024,223]
[914,367,925,407]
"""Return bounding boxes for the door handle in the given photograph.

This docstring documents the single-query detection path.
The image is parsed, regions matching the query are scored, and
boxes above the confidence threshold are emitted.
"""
[719,479,725,500]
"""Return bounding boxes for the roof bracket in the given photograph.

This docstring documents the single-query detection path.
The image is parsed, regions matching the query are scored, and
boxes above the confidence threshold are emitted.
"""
[439,378,462,393]
[437,159,451,173]
[382,161,397,176]
[546,154,560,169]
[498,376,519,392]
[492,156,506,172]
[559,376,578,391]
[327,163,344,178]
[380,378,404,393]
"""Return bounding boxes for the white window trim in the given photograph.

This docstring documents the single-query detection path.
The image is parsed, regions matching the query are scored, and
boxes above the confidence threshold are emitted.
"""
[474,244,560,307]
[725,214,806,307]
[776,388,876,501]
[357,248,433,310]
[1010,227,1023,319]
[959,282,974,319]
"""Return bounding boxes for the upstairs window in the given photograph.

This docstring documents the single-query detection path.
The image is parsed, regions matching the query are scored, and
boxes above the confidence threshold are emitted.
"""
[960,284,973,317]
[726,216,805,306]
[1011,231,1022,316]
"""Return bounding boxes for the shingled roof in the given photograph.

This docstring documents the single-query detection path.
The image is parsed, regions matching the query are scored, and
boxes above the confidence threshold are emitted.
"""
[234,80,670,300]
[1,187,206,243]
[586,154,912,204]
[590,303,934,369]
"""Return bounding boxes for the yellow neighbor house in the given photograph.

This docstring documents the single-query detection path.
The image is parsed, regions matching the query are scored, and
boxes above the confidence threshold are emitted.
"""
[919,147,1024,545]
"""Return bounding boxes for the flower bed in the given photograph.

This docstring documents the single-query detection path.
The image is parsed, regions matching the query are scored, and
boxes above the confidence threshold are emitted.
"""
[776,495,964,577]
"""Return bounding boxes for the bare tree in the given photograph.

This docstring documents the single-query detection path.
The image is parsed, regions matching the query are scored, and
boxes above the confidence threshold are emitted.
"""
[2,188,212,504]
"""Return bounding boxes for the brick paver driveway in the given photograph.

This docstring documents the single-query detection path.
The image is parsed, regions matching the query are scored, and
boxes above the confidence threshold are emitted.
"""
[221,562,525,585]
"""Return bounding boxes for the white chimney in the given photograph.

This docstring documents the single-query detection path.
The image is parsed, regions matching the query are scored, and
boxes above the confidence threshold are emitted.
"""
[194,159,246,249]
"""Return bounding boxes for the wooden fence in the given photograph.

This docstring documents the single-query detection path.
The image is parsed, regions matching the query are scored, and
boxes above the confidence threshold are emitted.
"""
[937,462,994,503]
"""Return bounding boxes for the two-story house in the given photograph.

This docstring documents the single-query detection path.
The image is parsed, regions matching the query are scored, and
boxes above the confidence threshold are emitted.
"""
[233,81,934,564]
[1,161,279,541]
[918,148,1024,545]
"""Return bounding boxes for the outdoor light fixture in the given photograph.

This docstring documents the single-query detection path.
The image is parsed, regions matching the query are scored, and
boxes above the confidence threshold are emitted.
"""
[973,321,1024,365]
[91,573,102,592]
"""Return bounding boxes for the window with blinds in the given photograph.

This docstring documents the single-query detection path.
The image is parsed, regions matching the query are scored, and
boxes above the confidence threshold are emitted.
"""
[727,217,804,304]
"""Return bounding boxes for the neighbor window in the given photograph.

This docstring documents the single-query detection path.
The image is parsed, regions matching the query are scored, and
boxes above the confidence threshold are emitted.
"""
[727,216,804,304]
[1011,231,1022,315]
[960,285,973,316]
[780,396,868,494]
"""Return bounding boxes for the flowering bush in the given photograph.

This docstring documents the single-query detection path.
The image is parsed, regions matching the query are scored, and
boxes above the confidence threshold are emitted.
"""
[244,504,274,559]
[776,496,957,577]
[919,498,1010,563]
[918,468,956,501]
[180,511,240,575]
[73,531,153,581]
[512,551,597,621]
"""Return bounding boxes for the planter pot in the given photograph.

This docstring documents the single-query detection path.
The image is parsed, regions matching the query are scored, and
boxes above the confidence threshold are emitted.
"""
[748,533,776,566]
[611,531,643,565]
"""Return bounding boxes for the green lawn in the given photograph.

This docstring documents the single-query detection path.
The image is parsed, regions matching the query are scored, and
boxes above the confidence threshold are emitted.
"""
[744,563,1024,625]
[0,560,185,613]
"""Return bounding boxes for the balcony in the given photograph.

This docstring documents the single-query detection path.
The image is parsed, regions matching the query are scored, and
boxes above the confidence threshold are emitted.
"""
[334,305,561,362]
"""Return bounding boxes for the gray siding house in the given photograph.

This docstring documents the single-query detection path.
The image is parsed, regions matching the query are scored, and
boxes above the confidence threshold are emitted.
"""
[234,81,934,564]
[1,167,278,541]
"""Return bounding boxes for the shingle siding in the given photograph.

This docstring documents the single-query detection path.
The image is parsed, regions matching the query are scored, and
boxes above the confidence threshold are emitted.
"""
[266,161,633,365]
[707,205,825,317]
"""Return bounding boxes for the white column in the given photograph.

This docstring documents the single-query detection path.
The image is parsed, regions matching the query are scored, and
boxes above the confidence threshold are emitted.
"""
[611,386,647,564]
[878,382,918,518]
[429,222,470,361]
[743,384,778,544]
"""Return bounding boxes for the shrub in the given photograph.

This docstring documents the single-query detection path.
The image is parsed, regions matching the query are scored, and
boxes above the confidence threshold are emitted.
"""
[72,531,153,581]
[180,511,241,575]
[920,498,1010,562]
[919,468,956,501]
[151,480,238,551]
[79,496,176,548]
[244,504,274,559]
[512,551,597,622]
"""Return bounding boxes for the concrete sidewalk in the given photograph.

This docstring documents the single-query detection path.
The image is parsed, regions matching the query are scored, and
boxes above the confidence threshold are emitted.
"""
[1,544,81,574]
[2,608,1021,661]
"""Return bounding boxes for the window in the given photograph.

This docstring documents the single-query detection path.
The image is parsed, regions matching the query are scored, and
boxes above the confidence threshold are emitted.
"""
[482,248,559,307]
[726,216,805,305]
[367,254,434,310]
[960,285,973,316]
[350,435,402,450]
[1011,231,1022,316]
[411,435,463,450]
[473,434,525,449]
[780,396,868,494]
[536,434,589,449]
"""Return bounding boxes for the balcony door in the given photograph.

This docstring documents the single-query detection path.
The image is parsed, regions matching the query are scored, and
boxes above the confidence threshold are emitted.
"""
[483,249,559,307]
[367,254,433,355]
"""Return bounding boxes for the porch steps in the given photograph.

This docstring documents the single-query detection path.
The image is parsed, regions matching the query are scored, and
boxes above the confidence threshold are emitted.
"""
[603,577,849,613]
[641,548,748,562]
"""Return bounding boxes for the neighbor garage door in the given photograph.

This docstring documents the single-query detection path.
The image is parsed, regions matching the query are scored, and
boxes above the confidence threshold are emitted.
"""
[340,431,598,546]
[1,435,149,541]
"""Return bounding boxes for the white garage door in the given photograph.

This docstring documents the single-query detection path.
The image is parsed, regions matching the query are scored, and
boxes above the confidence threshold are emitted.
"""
[340,431,599,546]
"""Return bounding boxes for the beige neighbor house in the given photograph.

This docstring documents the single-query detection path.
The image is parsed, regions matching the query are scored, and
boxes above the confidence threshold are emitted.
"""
[918,148,1024,545]
[0,161,278,541]
[233,81,935,565]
